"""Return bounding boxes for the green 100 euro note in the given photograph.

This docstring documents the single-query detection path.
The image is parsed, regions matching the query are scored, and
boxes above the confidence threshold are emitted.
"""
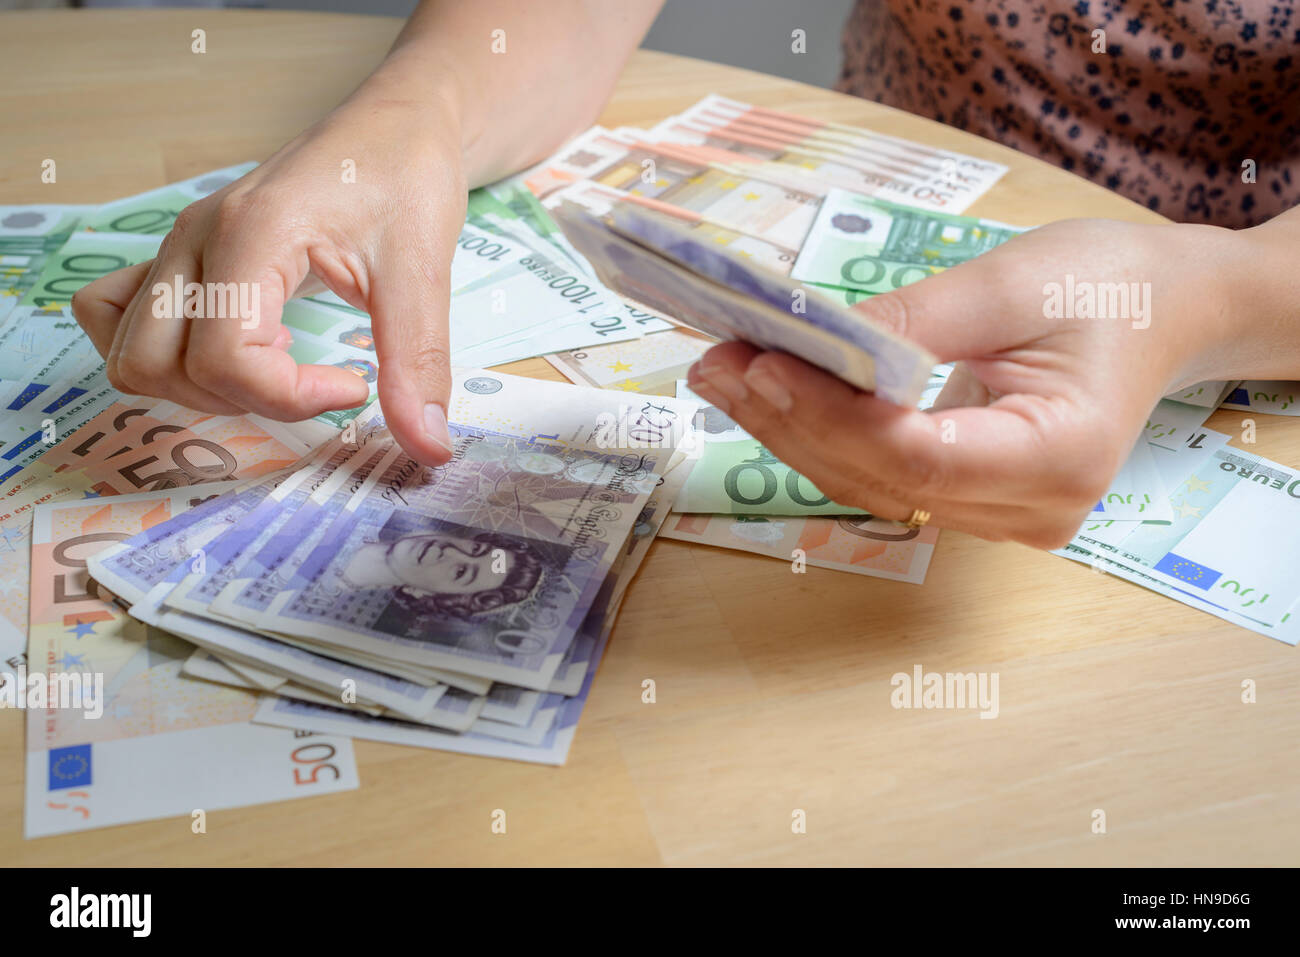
[790,187,1028,295]
[674,437,867,516]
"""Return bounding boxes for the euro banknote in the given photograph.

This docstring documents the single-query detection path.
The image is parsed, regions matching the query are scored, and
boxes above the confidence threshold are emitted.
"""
[545,328,714,395]
[525,97,1008,220]
[80,162,257,235]
[0,398,307,671]
[1060,427,1300,644]
[674,437,867,516]
[0,204,94,323]
[1069,445,1300,629]
[1166,379,1240,409]
[1221,381,1300,416]
[1089,438,1171,522]
[649,95,1009,214]
[20,231,164,309]
[789,187,1027,294]
[1058,535,1300,645]
[25,486,358,837]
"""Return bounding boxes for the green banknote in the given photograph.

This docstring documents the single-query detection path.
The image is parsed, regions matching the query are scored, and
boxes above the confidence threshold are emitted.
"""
[20,231,162,308]
[790,187,1027,294]
[675,438,866,516]
[469,179,588,273]
[0,204,93,321]
[80,162,256,234]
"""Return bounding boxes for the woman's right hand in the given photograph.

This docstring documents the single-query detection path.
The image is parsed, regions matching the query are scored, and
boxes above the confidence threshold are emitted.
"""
[71,62,466,465]
[687,217,1263,549]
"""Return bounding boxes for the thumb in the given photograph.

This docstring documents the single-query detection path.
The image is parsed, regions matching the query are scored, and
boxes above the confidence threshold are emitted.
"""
[847,248,1030,363]
[369,233,455,467]
[929,361,995,411]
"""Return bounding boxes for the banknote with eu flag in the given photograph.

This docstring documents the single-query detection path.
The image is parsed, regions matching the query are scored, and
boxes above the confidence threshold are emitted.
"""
[1075,447,1300,628]
[26,486,357,837]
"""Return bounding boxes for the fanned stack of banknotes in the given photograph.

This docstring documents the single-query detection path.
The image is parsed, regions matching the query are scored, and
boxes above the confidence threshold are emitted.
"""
[3,94,1297,837]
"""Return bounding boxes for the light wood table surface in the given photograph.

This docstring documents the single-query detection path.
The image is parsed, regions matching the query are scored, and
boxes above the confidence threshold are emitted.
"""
[2,9,1295,867]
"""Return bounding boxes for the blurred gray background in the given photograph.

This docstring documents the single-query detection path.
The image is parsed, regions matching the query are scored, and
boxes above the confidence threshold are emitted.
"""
[644,0,855,88]
[8,0,857,89]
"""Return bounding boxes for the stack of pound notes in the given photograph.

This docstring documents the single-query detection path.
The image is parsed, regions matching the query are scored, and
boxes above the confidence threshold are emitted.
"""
[74,370,701,774]
[549,195,937,407]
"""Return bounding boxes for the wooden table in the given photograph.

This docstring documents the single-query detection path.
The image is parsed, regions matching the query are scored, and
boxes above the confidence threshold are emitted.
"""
[3,8,1296,867]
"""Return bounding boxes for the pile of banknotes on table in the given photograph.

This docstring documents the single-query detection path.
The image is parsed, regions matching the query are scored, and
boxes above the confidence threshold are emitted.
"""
[3,94,1297,837]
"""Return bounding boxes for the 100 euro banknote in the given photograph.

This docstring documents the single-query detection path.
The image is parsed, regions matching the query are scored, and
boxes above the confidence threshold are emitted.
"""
[790,187,1027,295]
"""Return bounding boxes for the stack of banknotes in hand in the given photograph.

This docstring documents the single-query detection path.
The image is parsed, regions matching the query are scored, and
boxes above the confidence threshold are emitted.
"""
[517,100,1258,605]
[527,96,1264,607]
[531,95,1027,582]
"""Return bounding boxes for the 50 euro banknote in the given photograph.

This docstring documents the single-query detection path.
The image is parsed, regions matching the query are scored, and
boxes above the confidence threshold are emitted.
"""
[24,485,358,837]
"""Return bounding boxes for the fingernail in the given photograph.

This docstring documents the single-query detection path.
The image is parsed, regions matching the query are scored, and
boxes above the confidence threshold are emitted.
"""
[689,380,731,415]
[423,402,454,453]
[700,366,749,405]
[744,368,793,413]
